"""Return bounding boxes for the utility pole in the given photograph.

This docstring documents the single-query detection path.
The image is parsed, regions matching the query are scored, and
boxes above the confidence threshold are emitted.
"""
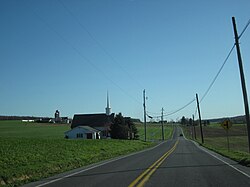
[161,107,164,141]
[232,17,250,152]
[193,114,196,139]
[143,89,147,142]
[196,93,204,143]
[191,116,194,140]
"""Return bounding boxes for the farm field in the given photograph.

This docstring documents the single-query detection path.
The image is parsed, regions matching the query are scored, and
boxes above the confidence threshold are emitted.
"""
[182,123,250,166]
[136,123,174,141]
[0,120,173,186]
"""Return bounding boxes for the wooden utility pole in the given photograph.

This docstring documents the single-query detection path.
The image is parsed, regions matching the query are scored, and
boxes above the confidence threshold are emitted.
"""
[232,17,250,152]
[161,107,164,141]
[193,114,197,139]
[196,93,204,143]
[143,89,147,142]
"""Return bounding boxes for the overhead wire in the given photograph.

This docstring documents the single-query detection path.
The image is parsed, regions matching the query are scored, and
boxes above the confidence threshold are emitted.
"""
[27,1,142,106]
[58,0,170,110]
[147,97,196,119]
[193,44,235,117]
[164,98,196,117]
[148,18,249,119]
[238,18,250,39]
[151,17,250,119]
[146,45,236,119]
[200,44,235,103]
[57,0,145,90]
[29,2,250,118]
[148,18,250,119]
[195,17,250,116]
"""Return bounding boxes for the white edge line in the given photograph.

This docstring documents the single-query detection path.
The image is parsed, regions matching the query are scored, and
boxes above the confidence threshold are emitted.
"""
[180,127,187,140]
[35,141,166,187]
[193,140,250,179]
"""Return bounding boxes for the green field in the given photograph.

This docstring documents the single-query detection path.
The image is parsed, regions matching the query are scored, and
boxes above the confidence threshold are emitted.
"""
[0,120,69,139]
[136,123,173,141]
[182,123,250,166]
[0,121,173,186]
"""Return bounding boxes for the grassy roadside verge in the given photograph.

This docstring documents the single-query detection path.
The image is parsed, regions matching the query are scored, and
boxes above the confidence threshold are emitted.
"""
[181,124,250,167]
[0,121,174,186]
[0,138,152,186]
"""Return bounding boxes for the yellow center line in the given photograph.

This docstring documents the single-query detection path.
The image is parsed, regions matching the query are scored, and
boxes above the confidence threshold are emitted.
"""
[128,140,179,187]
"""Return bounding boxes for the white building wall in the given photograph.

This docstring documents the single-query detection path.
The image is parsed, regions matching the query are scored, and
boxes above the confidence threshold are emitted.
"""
[65,128,86,139]
[65,127,100,139]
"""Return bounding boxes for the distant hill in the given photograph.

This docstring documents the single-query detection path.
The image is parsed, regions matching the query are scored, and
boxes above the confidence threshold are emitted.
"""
[206,115,247,124]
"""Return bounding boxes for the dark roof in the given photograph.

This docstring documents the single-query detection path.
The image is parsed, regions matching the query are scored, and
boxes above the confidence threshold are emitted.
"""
[71,113,114,129]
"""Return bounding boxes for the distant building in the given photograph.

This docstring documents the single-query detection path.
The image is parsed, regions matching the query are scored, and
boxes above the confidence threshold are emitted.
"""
[69,92,114,139]
[55,110,60,123]
[51,110,70,124]
[61,117,71,124]
[21,120,34,122]
[36,118,52,123]
[71,113,114,138]
[64,126,101,139]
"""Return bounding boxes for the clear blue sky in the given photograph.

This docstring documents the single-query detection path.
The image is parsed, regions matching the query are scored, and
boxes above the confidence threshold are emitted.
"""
[0,0,249,121]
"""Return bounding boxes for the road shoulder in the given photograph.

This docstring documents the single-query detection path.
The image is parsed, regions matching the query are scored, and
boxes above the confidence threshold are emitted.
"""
[190,139,250,178]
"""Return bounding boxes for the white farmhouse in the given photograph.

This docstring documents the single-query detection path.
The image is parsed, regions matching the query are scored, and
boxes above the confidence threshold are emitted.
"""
[64,126,101,139]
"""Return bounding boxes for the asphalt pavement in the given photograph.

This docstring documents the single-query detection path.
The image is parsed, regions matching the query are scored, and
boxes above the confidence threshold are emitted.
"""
[24,125,250,187]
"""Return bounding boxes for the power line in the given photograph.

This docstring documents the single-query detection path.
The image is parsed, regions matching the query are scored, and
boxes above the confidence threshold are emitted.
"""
[194,44,235,117]
[200,44,235,103]
[57,0,145,90]
[147,98,196,118]
[196,18,250,115]
[194,44,235,116]
[28,2,142,106]
[148,18,249,119]
[239,18,250,39]
[164,98,196,117]
[150,18,250,119]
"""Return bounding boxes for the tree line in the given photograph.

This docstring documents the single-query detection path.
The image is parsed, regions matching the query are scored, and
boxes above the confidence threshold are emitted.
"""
[180,116,210,126]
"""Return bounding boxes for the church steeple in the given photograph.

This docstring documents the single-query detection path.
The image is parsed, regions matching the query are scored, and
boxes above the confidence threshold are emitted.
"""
[105,91,111,115]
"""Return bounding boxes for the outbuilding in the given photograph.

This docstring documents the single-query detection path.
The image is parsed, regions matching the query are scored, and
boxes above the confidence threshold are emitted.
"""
[64,126,101,139]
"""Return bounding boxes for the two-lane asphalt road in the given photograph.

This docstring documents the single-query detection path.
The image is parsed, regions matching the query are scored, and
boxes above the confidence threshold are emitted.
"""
[25,126,250,187]
[145,128,250,187]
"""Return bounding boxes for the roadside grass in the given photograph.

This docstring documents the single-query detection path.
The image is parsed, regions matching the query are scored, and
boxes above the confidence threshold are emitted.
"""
[0,121,153,186]
[0,138,152,186]
[182,123,250,166]
[0,121,174,186]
